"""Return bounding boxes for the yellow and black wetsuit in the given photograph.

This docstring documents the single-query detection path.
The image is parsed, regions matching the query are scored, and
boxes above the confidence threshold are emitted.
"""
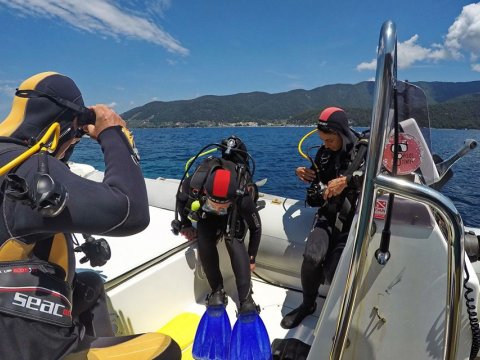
[0,72,180,359]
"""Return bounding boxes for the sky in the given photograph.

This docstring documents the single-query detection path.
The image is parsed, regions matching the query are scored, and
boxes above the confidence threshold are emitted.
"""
[1,0,480,115]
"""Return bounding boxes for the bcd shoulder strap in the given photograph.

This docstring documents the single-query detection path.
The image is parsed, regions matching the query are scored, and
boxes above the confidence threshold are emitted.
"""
[335,135,369,232]
[0,142,28,178]
[344,136,369,178]
[189,157,221,198]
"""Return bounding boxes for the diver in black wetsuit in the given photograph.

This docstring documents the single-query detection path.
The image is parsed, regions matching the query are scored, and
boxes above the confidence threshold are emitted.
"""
[176,139,262,313]
[281,107,367,329]
[0,72,181,360]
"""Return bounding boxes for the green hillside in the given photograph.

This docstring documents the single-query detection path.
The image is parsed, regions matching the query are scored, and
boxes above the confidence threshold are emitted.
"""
[122,81,480,129]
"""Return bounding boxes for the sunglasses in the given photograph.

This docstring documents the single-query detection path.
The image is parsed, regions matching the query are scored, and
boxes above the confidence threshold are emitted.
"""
[15,89,96,129]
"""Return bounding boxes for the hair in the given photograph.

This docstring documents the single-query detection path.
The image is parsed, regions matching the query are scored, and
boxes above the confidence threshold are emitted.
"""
[317,126,338,135]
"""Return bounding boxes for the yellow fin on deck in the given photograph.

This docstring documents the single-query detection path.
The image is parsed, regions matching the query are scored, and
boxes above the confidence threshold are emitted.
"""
[158,312,200,360]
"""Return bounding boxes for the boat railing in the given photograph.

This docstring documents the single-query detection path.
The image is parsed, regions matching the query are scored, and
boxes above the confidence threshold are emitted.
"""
[329,20,465,360]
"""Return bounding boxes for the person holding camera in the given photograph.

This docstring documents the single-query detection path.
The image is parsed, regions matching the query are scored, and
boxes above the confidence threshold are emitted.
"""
[281,107,367,329]
[0,72,180,359]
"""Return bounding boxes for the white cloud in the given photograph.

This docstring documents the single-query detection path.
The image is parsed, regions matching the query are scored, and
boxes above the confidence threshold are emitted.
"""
[146,0,171,18]
[107,101,117,108]
[444,3,480,60]
[357,2,480,72]
[472,63,480,72]
[0,0,189,55]
[357,35,450,72]
[0,85,15,97]
[0,81,18,97]
[357,59,376,71]
[398,35,446,67]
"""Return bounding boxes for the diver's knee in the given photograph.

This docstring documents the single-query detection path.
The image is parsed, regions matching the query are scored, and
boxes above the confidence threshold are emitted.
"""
[303,235,329,267]
[302,253,323,268]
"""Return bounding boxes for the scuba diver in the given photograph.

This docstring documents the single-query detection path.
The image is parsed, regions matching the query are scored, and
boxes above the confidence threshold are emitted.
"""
[281,107,368,330]
[173,136,269,359]
[175,136,261,311]
[0,72,180,359]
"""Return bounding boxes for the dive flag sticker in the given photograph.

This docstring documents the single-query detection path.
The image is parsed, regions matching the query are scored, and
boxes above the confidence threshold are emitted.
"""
[382,133,423,175]
[374,199,388,220]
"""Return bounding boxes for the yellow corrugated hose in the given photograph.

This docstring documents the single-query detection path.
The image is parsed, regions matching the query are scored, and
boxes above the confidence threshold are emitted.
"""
[297,127,319,171]
[0,122,60,176]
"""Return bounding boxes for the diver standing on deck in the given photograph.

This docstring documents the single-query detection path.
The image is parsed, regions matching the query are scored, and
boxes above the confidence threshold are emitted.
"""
[176,136,262,312]
[281,107,368,329]
[0,72,181,359]
[175,136,270,359]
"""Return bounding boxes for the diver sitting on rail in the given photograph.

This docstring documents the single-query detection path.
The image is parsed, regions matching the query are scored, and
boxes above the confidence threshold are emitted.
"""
[174,136,262,313]
[281,107,368,329]
[0,72,180,359]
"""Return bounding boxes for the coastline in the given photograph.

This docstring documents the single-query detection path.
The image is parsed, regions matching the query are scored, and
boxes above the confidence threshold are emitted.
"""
[129,124,478,131]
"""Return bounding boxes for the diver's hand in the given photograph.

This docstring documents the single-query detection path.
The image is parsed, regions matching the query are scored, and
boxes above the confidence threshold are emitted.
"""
[84,104,126,139]
[296,167,316,183]
[250,256,256,272]
[324,176,348,199]
[180,226,197,241]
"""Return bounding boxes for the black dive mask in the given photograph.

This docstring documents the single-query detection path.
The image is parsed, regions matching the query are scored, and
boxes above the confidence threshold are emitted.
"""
[15,89,96,128]
[15,88,97,161]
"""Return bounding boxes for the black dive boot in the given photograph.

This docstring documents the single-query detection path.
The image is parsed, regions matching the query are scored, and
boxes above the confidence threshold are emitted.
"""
[238,294,260,315]
[206,288,228,307]
[280,302,317,329]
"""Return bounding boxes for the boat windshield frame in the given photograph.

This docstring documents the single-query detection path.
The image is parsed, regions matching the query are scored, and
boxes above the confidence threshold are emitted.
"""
[329,20,465,360]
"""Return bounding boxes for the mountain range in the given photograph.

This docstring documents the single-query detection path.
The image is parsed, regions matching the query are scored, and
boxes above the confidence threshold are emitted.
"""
[122,81,480,129]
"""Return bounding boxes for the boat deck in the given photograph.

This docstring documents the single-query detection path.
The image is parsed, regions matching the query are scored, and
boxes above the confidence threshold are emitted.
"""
[183,276,324,347]
[162,276,324,358]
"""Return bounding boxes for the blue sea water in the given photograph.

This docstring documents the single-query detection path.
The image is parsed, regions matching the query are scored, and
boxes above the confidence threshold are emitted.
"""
[70,127,480,228]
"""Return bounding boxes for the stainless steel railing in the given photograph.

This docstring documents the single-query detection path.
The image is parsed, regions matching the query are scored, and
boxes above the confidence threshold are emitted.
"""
[329,20,464,360]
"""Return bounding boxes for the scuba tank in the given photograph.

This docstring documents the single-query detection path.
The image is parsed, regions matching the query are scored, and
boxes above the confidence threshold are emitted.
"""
[172,136,256,235]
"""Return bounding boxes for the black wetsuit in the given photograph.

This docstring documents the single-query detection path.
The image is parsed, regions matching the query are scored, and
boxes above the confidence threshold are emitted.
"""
[178,176,262,302]
[0,126,151,360]
[301,139,365,307]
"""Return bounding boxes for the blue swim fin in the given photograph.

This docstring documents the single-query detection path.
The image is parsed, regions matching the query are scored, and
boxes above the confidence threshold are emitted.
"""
[229,311,271,360]
[192,305,232,360]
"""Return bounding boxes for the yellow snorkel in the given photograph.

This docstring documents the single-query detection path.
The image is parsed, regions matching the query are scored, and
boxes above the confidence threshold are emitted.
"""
[0,122,61,176]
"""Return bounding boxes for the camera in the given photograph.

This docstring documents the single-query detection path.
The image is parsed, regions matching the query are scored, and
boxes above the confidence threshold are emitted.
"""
[306,181,327,207]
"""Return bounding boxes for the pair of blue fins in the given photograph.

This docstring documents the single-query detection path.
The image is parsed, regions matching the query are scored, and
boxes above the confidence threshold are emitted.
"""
[192,294,271,360]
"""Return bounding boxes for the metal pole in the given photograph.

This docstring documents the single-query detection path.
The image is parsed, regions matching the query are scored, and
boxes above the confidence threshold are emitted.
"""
[329,20,397,359]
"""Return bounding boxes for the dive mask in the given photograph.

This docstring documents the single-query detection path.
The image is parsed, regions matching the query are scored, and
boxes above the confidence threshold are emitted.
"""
[202,198,231,216]
[15,89,96,130]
